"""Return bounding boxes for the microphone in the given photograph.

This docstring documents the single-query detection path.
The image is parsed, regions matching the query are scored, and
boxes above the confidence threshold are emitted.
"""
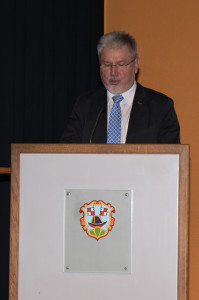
[90,105,106,144]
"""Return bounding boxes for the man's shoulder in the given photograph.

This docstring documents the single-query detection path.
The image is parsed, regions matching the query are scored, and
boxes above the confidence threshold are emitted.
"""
[77,86,106,102]
[136,82,173,104]
[72,86,107,115]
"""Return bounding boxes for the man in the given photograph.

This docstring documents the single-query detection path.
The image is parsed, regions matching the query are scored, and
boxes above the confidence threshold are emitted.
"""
[61,31,180,143]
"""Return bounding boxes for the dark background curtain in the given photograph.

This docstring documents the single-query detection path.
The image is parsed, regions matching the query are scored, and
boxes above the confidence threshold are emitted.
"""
[0,1,104,298]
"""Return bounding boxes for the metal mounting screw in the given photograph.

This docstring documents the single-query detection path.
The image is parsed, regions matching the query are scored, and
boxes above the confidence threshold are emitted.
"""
[124,266,128,271]
[125,193,128,197]
[66,192,70,196]
[66,266,69,270]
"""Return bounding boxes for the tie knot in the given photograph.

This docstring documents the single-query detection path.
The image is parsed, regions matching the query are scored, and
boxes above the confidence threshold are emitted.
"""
[112,95,124,104]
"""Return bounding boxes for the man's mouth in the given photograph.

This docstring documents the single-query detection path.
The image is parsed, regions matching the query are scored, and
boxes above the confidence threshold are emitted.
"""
[109,78,120,85]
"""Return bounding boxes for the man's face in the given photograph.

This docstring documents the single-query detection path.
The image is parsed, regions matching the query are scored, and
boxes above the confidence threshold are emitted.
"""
[99,45,139,94]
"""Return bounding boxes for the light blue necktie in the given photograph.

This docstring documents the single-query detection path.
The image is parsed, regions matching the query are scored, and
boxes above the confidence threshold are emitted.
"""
[107,95,124,144]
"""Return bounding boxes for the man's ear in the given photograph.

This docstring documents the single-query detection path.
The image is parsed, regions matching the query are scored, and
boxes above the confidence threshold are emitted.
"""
[134,56,140,74]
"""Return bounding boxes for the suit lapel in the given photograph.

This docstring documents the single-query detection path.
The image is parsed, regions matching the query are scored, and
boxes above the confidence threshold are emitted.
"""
[126,83,148,143]
[88,87,107,143]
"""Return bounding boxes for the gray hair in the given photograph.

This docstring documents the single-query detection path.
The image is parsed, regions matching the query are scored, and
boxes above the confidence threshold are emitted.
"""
[97,31,137,58]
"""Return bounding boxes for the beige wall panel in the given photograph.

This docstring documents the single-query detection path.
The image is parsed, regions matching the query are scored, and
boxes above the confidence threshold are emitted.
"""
[104,1,199,299]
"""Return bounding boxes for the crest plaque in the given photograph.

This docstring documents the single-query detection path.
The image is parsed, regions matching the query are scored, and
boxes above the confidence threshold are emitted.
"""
[64,189,132,273]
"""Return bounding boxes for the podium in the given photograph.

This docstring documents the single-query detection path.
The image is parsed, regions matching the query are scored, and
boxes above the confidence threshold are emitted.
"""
[9,144,189,300]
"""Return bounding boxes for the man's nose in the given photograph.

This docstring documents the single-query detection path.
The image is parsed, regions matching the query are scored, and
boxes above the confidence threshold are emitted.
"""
[110,65,118,76]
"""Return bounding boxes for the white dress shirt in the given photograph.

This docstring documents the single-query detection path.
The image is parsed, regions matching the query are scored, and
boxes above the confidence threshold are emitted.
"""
[107,81,137,143]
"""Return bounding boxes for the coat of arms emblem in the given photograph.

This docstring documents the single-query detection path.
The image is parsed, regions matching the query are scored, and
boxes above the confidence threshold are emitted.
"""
[80,200,115,240]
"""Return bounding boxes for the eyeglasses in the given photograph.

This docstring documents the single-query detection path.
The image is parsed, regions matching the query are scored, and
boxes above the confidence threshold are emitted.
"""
[100,58,136,70]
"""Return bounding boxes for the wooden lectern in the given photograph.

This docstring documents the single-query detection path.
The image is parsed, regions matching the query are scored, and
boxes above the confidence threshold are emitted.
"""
[9,144,189,300]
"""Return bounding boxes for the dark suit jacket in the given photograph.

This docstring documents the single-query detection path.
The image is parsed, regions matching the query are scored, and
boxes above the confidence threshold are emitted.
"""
[61,83,180,143]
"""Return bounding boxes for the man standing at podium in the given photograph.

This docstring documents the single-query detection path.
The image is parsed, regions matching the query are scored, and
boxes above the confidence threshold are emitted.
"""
[61,31,180,144]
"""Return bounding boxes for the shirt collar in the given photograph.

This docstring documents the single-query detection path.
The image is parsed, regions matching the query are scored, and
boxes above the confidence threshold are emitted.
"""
[107,81,137,105]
